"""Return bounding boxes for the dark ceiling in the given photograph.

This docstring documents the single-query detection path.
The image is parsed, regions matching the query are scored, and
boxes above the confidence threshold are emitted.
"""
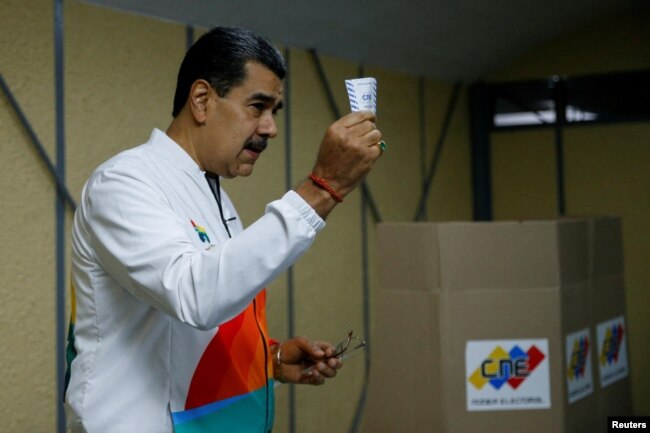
[83,0,648,82]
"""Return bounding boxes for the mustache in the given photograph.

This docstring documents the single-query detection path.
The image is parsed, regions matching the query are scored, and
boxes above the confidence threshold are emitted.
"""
[244,138,268,153]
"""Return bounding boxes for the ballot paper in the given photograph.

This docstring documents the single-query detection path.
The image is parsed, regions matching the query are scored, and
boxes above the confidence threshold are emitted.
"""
[345,77,377,113]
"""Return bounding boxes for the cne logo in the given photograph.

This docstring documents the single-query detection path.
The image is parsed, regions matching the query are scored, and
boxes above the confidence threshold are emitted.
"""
[468,344,546,390]
[596,316,628,388]
[567,335,590,380]
[600,323,624,366]
[565,329,594,403]
[191,219,210,243]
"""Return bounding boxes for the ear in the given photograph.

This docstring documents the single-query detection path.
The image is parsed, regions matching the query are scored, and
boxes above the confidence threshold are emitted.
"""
[188,80,212,124]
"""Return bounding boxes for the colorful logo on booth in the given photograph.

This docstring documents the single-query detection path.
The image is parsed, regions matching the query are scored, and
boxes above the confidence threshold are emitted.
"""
[567,335,590,380]
[191,219,210,243]
[600,322,624,366]
[468,344,546,390]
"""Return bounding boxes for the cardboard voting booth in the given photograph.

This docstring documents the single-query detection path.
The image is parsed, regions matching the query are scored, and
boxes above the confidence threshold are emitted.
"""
[362,218,631,433]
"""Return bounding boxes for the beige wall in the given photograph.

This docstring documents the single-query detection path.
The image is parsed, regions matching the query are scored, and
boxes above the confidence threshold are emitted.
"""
[3,1,646,432]
[489,11,650,416]
[2,1,58,430]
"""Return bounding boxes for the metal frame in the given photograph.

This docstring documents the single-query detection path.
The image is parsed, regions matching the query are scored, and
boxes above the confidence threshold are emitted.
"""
[0,74,77,212]
[469,83,493,221]
[54,1,67,431]
[413,81,462,221]
[307,50,381,433]
[1,2,73,431]
[283,47,298,433]
[468,69,650,221]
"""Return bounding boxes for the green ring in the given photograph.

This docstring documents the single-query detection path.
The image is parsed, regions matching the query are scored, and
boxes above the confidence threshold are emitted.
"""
[379,140,387,152]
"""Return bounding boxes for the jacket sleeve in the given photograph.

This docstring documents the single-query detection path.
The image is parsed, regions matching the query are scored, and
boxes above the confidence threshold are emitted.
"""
[77,160,324,330]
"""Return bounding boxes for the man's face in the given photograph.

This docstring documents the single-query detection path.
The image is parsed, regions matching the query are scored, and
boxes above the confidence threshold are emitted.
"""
[199,61,283,178]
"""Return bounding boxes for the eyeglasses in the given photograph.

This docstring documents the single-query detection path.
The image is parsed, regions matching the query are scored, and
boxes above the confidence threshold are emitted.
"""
[331,330,366,360]
[303,330,366,375]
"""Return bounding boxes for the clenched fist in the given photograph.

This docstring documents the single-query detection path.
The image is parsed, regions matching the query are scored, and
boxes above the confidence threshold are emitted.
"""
[296,111,383,218]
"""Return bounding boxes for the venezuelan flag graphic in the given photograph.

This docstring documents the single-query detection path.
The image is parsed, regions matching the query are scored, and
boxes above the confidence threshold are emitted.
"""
[172,290,274,433]
[191,219,210,243]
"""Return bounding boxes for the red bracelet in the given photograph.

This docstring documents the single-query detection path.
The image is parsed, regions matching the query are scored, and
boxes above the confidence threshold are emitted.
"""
[308,174,343,203]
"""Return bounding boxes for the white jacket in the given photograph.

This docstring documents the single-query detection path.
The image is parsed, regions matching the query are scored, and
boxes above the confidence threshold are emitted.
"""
[65,129,324,432]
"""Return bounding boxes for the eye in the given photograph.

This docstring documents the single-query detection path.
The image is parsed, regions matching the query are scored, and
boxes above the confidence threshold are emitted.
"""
[250,103,265,112]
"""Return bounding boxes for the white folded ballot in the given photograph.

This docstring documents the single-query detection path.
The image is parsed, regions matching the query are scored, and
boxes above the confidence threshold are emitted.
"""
[345,77,377,114]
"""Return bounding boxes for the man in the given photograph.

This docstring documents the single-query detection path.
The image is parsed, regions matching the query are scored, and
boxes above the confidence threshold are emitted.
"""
[64,26,382,433]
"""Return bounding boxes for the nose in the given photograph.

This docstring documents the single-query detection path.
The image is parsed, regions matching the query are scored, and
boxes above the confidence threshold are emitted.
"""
[258,112,278,138]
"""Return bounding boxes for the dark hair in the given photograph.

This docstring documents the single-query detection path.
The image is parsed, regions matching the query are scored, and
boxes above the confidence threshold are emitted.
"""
[172,26,286,117]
